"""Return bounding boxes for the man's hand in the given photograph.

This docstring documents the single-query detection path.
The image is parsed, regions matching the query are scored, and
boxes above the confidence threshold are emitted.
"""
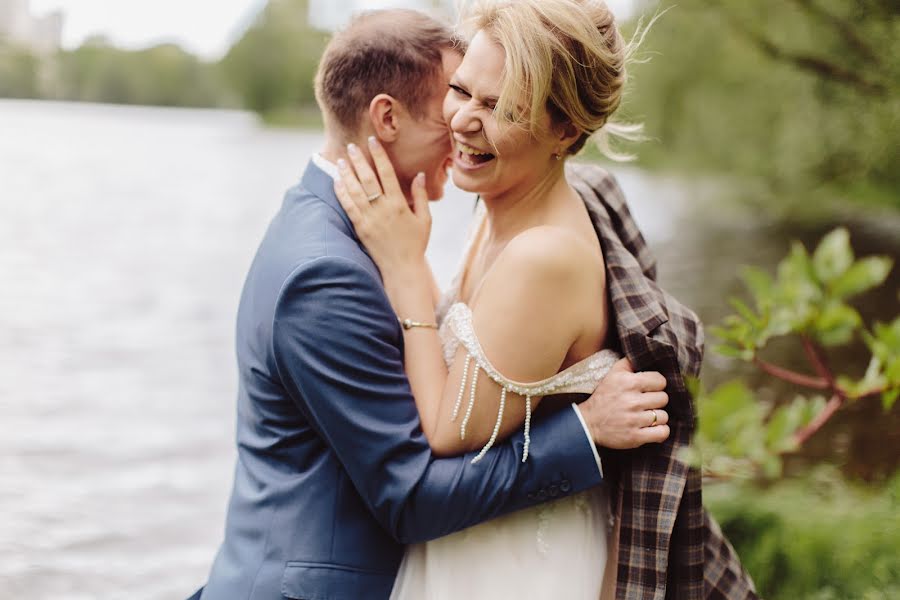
[578,358,670,449]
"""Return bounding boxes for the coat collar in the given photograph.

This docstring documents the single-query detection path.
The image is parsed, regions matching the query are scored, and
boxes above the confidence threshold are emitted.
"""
[300,160,357,236]
[570,168,669,339]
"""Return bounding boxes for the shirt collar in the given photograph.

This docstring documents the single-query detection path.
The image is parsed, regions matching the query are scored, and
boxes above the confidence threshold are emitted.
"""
[311,153,339,180]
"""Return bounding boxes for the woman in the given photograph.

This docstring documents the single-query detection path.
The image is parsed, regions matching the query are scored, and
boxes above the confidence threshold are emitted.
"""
[334,1,663,598]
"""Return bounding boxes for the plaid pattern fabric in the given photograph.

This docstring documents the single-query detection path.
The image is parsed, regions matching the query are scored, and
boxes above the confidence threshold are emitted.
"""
[568,164,758,600]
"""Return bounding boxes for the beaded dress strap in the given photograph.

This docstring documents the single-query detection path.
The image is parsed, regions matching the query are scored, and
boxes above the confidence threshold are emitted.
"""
[442,303,619,464]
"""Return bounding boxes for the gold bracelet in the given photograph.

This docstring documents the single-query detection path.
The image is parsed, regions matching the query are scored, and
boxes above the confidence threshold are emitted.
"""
[398,317,438,330]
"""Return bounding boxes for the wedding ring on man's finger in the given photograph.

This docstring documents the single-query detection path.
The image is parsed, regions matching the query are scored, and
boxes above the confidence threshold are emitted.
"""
[366,192,382,203]
[648,409,658,427]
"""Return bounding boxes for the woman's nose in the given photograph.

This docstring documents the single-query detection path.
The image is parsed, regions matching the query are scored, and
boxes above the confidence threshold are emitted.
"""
[450,101,481,135]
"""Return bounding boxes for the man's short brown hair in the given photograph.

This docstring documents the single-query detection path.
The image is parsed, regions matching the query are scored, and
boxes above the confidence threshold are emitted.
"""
[314,9,459,136]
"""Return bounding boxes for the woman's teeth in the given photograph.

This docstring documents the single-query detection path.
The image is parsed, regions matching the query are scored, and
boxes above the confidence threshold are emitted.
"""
[457,142,495,165]
[460,145,486,156]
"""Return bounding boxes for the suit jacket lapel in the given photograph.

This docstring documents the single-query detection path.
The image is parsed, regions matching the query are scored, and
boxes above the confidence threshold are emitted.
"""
[301,161,357,236]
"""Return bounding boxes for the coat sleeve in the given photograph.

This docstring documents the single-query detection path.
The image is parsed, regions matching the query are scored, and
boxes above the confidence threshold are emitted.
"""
[272,254,603,544]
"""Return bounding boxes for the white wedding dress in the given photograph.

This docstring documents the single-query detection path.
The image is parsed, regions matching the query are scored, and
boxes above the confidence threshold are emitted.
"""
[390,209,618,600]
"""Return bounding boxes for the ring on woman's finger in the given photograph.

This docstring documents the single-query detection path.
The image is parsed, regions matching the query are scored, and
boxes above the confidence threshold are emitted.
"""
[366,192,382,203]
[648,409,658,427]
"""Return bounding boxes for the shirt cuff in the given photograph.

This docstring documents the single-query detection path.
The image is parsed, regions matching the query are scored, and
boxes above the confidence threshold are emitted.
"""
[571,404,604,479]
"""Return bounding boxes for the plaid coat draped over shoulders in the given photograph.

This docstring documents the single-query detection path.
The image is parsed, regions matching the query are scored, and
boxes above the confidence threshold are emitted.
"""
[568,163,758,600]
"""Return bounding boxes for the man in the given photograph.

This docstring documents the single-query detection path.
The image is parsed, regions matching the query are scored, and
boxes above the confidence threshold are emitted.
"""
[193,10,672,600]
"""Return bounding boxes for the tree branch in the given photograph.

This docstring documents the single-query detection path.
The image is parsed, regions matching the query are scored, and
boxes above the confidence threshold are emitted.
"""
[794,392,844,445]
[790,337,847,445]
[788,0,881,64]
[801,336,841,394]
[720,9,887,96]
[752,356,830,390]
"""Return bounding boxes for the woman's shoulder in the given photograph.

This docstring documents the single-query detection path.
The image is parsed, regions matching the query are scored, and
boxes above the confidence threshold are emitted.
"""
[472,225,603,315]
[498,225,603,283]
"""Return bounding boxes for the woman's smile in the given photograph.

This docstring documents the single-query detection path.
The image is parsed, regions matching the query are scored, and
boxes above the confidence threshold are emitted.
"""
[453,139,496,171]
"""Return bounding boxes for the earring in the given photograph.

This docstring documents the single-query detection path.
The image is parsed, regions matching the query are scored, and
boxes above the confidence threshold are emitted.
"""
[552,152,562,161]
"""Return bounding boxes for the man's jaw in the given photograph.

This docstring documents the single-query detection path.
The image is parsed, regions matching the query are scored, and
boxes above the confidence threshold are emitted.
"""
[426,157,454,201]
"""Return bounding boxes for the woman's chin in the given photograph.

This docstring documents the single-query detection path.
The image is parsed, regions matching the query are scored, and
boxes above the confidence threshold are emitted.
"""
[450,169,482,194]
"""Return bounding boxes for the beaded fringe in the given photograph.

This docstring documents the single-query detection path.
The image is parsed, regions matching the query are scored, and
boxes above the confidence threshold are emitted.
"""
[454,351,533,464]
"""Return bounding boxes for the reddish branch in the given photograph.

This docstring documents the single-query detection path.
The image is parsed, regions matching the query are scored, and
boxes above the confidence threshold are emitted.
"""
[801,336,841,393]
[753,338,885,396]
[794,393,844,445]
[752,357,830,389]
[751,338,889,455]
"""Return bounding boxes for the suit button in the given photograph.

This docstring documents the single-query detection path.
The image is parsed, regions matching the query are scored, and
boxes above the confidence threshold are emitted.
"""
[560,480,572,493]
[537,489,548,501]
[549,485,559,498]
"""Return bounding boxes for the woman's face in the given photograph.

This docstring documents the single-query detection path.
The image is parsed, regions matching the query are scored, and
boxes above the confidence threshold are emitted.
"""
[443,30,561,199]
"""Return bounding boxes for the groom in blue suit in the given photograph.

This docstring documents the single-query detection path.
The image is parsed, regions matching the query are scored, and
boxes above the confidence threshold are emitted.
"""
[194,10,669,600]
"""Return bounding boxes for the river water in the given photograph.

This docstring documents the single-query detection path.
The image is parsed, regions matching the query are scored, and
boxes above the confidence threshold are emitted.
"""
[1,100,897,598]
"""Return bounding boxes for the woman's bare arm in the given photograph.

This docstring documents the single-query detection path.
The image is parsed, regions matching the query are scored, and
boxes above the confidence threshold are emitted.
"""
[333,140,605,457]
[384,227,603,456]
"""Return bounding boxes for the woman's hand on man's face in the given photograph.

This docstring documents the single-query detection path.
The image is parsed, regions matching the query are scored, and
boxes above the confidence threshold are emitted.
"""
[334,137,432,276]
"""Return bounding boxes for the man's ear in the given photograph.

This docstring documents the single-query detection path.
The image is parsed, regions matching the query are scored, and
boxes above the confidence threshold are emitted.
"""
[368,94,401,143]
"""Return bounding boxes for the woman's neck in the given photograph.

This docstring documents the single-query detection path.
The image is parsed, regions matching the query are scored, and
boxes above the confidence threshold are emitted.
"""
[480,163,571,245]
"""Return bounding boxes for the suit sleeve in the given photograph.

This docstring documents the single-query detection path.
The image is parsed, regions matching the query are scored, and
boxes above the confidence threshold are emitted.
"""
[272,255,603,544]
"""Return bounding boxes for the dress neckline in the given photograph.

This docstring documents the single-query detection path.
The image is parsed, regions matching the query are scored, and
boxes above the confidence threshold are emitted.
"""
[441,302,619,391]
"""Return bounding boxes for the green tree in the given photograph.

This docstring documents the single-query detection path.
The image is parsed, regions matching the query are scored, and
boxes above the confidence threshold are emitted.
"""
[625,0,900,209]
[221,0,329,120]
[0,43,40,98]
[57,40,226,107]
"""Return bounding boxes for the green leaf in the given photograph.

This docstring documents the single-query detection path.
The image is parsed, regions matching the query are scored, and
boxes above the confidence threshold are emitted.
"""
[884,388,899,411]
[842,356,887,399]
[805,396,827,423]
[872,317,900,354]
[765,307,799,338]
[766,396,817,453]
[862,318,900,393]
[812,228,854,283]
[779,241,816,285]
[885,358,900,386]
[741,266,775,308]
[814,302,862,346]
[713,344,753,360]
[678,445,703,469]
[766,407,798,453]
[710,323,745,345]
[729,297,762,327]
[774,243,822,332]
[695,379,760,440]
[830,256,893,299]
[761,454,784,479]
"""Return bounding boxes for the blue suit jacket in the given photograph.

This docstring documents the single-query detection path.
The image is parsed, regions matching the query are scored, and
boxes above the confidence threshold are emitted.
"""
[200,163,603,600]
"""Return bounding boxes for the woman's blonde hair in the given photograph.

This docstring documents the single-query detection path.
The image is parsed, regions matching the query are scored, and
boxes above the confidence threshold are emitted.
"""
[457,0,651,160]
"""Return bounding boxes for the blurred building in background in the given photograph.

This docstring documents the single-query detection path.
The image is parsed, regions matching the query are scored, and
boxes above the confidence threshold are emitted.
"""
[0,0,63,54]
